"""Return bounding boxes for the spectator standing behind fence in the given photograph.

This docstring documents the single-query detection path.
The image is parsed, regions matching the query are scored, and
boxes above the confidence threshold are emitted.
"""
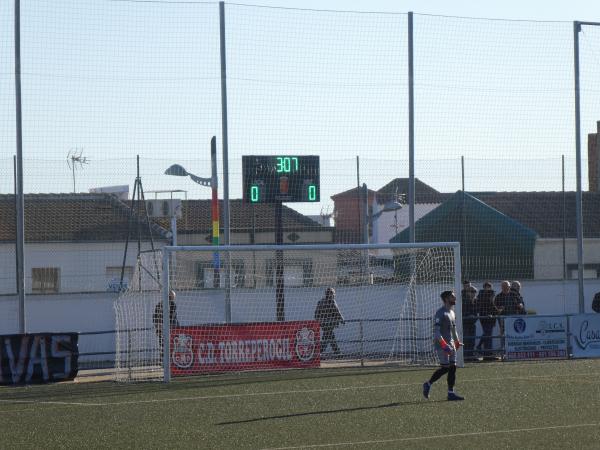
[493,281,512,352]
[314,287,345,356]
[510,281,526,315]
[475,281,496,359]
[461,280,478,361]
[593,291,600,313]
[153,290,180,356]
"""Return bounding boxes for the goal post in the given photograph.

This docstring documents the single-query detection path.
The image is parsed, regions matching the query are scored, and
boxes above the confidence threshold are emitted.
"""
[115,242,462,382]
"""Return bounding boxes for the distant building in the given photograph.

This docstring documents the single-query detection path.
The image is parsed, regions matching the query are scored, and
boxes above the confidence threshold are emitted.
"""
[0,194,334,295]
[0,193,169,295]
[331,179,443,244]
[391,190,600,281]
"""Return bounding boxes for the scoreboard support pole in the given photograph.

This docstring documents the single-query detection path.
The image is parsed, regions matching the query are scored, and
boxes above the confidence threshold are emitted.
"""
[275,201,285,321]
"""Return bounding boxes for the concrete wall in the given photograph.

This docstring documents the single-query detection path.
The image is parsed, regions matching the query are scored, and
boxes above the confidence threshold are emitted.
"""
[0,241,164,295]
[534,238,600,280]
[2,278,599,367]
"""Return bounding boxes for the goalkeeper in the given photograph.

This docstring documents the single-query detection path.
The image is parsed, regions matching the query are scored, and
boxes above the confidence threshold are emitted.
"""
[422,290,464,401]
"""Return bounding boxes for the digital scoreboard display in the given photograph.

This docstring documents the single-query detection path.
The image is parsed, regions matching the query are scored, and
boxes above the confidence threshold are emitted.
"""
[242,155,320,203]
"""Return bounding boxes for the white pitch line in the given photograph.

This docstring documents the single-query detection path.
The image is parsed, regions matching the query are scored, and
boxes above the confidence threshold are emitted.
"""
[262,423,600,449]
[0,371,597,408]
[0,399,105,407]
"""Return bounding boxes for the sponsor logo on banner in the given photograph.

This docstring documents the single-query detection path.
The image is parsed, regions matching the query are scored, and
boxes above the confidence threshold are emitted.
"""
[535,320,565,334]
[295,327,316,362]
[570,314,600,358]
[505,316,567,360]
[172,334,194,368]
[513,318,526,334]
[170,321,320,376]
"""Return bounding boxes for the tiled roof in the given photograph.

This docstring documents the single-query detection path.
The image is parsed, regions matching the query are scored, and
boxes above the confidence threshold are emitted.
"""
[377,178,446,204]
[154,199,325,234]
[330,179,444,204]
[470,191,600,239]
[330,186,377,200]
[0,194,326,243]
[0,193,170,243]
[387,189,600,240]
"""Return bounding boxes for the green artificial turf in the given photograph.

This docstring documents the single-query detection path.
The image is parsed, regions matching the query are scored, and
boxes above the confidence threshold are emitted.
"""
[1,359,600,449]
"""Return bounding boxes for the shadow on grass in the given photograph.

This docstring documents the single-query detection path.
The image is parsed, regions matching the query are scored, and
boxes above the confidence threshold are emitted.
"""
[216,400,442,425]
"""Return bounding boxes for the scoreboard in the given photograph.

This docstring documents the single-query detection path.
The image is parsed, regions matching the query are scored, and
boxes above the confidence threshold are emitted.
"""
[242,155,320,203]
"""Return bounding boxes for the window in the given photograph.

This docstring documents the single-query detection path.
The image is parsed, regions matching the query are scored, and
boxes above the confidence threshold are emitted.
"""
[32,268,60,293]
[266,259,313,287]
[195,260,245,288]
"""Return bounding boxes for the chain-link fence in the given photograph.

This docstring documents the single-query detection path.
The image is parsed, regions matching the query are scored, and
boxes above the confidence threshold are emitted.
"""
[2,1,600,366]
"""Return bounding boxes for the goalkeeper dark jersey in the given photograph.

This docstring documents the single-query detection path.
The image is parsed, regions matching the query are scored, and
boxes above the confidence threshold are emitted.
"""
[433,306,458,347]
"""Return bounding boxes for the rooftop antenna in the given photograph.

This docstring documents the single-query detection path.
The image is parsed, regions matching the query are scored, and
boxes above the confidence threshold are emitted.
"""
[320,205,335,226]
[67,148,89,193]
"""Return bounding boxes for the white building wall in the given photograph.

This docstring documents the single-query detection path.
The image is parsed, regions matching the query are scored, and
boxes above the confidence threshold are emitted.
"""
[0,247,17,294]
[534,238,600,280]
[371,203,440,257]
[0,241,165,295]
[2,278,600,368]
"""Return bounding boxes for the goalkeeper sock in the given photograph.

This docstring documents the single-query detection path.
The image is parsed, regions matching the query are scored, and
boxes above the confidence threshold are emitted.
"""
[447,364,457,390]
[429,366,449,384]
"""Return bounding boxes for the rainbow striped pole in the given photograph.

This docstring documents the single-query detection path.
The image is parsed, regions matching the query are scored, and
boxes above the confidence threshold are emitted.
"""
[210,137,220,289]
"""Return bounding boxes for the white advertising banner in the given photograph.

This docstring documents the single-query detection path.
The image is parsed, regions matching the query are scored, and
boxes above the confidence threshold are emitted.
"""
[569,314,600,358]
[504,316,568,360]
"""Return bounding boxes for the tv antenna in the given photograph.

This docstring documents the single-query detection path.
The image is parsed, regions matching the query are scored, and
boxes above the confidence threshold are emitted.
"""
[320,205,335,226]
[67,148,89,193]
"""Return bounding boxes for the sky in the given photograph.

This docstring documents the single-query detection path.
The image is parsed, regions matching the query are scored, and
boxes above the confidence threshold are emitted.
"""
[1,0,600,215]
[245,0,600,21]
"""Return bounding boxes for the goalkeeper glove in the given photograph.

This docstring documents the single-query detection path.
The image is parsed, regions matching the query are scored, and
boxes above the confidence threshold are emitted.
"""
[439,338,453,354]
[454,339,461,350]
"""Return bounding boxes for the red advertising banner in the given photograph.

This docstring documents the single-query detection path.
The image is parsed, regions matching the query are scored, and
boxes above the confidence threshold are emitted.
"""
[170,321,321,376]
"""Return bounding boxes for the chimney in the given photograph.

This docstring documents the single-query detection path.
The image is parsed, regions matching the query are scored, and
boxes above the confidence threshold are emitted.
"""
[589,121,600,192]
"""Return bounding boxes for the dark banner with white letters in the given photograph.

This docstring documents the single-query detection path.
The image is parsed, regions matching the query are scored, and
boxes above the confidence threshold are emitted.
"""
[0,333,79,385]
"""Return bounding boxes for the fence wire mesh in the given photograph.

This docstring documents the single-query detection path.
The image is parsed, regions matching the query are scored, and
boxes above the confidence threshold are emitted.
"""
[1,2,600,368]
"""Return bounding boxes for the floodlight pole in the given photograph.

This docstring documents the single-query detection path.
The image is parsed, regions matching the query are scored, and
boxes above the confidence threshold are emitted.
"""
[210,137,222,295]
[220,1,232,323]
[275,201,284,321]
[573,21,600,313]
[14,0,25,334]
[408,11,415,244]
[164,137,229,321]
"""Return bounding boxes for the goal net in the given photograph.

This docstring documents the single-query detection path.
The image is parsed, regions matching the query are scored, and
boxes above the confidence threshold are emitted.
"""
[114,243,461,382]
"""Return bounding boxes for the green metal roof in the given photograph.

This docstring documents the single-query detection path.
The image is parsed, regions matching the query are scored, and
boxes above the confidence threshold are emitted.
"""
[391,191,537,280]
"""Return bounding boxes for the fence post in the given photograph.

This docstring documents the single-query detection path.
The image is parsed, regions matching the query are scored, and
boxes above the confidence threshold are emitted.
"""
[14,0,26,334]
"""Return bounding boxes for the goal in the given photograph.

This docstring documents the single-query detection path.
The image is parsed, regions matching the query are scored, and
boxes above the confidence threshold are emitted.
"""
[114,243,461,382]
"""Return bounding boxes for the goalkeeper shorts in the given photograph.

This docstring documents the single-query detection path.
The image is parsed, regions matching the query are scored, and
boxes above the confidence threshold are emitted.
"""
[436,346,456,366]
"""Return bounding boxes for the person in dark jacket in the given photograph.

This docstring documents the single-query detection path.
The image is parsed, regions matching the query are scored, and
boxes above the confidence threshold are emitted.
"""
[593,291,600,313]
[153,290,180,356]
[510,281,526,315]
[495,281,523,317]
[314,287,345,356]
[461,280,478,360]
[475,281,496,358]
[494,280,523,353]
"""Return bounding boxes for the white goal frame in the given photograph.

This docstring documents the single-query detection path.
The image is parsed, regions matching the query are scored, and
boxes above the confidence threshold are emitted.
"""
[159,242,462,382]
